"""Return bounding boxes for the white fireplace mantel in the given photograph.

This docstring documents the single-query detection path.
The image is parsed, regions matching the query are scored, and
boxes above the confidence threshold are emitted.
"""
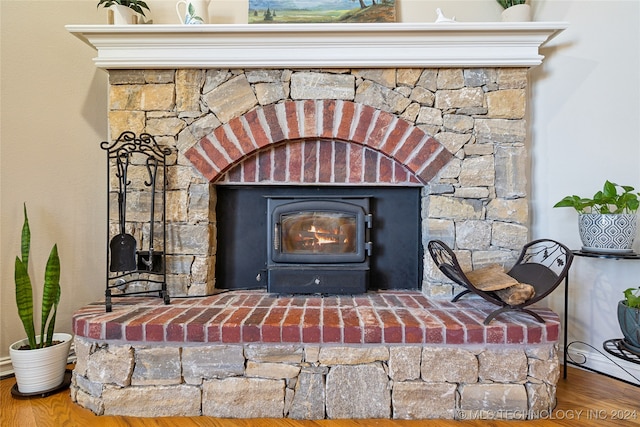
[66,22,567,69]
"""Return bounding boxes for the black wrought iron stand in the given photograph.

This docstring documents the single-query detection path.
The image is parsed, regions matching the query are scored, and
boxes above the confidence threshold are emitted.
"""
[564,250,640,386]
[101,132,172,312]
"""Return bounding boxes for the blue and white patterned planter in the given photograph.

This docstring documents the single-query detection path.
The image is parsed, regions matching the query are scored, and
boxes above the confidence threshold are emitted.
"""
[578,213,637,252]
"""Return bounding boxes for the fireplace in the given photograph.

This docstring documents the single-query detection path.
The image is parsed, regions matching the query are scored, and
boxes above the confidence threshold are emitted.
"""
[67,23,568,420]
[215,185,422,294]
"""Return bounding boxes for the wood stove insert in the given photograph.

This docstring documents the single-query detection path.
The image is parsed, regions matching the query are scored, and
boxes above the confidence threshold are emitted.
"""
[267,197,372,294]
[215,186,422,294]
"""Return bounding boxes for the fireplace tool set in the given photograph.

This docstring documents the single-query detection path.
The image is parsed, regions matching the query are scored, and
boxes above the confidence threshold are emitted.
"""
[101,132,172,312]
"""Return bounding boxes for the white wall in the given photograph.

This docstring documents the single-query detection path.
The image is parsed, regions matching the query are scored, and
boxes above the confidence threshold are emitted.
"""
[531,0,640,382]
[2,0,639,383]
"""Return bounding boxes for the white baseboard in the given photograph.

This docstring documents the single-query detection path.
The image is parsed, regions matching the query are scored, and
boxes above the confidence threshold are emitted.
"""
[564,344,640,385]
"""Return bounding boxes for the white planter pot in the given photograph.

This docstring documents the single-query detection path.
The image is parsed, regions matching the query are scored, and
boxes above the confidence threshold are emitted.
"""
[9,333,73,394]
[110,4,137,25]
[501,4,531,22]
[578,213,638,252]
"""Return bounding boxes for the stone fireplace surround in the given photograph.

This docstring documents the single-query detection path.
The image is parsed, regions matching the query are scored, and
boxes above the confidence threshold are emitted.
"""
[67,23,567,420]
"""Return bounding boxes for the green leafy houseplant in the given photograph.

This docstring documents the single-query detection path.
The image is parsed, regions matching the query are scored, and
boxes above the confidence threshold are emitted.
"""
[553,180,640,214]
[623,287,640,309]
[14,205,61,349]
[97,0,150,16]
[497,0,527,8]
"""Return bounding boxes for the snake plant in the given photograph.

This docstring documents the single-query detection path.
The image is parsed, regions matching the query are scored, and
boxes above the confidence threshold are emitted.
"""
[14,204,61,349]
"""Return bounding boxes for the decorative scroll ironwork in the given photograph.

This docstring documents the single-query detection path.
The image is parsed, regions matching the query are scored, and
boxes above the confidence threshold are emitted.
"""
[101,132,173,312]
[566,340,640,386]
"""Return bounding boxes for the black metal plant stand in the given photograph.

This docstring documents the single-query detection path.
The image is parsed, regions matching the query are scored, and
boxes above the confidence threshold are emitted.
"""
[101,132,172,312]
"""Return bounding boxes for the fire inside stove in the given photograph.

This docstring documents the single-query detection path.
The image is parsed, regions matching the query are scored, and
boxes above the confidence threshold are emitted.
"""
[267,197,371,294]
[279,212,357,255]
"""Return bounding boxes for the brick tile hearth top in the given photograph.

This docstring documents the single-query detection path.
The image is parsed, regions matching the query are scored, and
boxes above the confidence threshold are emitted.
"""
[73,291,559,346]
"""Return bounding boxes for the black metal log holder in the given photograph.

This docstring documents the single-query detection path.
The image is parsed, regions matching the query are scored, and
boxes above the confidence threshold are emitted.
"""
[101,132,172,312]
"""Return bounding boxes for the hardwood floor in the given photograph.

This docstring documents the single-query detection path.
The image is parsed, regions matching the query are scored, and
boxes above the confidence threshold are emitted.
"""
[1,366,638,427]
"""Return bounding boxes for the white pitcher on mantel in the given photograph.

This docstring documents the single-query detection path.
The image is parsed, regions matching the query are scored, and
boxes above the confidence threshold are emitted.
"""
[176,0,209,24]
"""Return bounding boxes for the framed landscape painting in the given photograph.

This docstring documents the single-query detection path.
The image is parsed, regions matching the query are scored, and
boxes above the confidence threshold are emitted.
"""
[248,0,396,24]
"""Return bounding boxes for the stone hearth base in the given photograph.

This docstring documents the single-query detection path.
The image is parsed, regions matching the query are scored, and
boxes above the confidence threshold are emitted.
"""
[70,291,560,419]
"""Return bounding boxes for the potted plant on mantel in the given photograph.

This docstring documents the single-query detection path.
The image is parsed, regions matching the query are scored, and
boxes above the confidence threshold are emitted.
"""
[9,205,72,396]
[553,180,640,253]
[497,0,531,22]
[97,0,150,25]
[618,287,640,354]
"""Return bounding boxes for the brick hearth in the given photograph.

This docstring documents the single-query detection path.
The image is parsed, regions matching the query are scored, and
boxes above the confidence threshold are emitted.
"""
[73,291,559,345]
[71,291,561,419]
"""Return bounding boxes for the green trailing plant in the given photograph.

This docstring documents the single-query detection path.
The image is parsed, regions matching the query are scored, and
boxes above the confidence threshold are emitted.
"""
[14,205,61,349]
[553,180,640,214]
[496,0,527,8]
[623,287,640,309]
[97,0,150,16]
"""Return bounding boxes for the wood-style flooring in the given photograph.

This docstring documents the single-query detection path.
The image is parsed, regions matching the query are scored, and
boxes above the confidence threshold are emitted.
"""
[1,366,638,426]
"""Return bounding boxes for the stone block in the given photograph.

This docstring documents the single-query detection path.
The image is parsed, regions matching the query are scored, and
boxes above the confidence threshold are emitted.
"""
[288,371,326,419]
[409,86,435,105]
[291,72,355,100]
[392,381,456,419]
[176,69,205,113]
[486,89,525,119]
[528,354,560,385]
[246,69,283,83]
[397,68,423,86]
[146,116,186,137]
[353,69,396,88]
[459,155,495,187]
[204,74,258,123]
[318,346,389,365]
[435,87,484,109]
[109,110,145,138]
[443,114,474,132]
[427,195,482,221]
[416,107,443,126]
[437,69,464,90]
[182,345,245,383]
[255,82,288,105]
[388,346,422,381]
[421,347,478,383]
[74,388,104,415]
[497,68,528,89]
[355,80,410,114]
[103,384,201,416]
[140,84,175,111]
[326,363,391,419]
[491,222,529,250]
[458,384,528,420]
[456,220,492,250]
[478,349,528,383]
[464,68,496,88]
[487,198,528,225]
[245,344,304,363]
[131,347,181,386]
[246,361,301,379]
[167,223,212,254]
[495,144,527,198]
[475,118,526,144]
[86,344,134,387]
[526,382,555,415]
[202,377,285,418]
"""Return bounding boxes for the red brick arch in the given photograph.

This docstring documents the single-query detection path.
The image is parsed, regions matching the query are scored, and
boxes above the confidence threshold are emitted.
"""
[184,100,452,184]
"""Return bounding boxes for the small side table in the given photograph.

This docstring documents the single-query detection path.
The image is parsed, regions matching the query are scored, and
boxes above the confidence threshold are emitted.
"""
[564,250,640,386]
